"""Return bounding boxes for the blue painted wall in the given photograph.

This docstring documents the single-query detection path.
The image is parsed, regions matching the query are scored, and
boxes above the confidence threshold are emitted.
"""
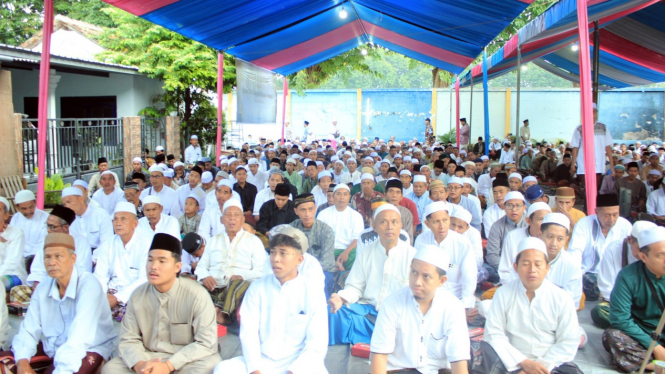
[361,89,432,141]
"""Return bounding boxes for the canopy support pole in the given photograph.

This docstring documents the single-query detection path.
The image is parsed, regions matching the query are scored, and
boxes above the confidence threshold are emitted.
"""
[483,48,490,156]
[469,76,474,134]
[593,20,600,105]
[515,46,522,151]
[281,78,288,145]
[455,77,460,148]
[216,53,223,166]
[577,0,598,213]
[36,0,54,209]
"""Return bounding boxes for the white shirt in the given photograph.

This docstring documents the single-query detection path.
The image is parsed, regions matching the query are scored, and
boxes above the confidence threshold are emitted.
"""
[248,171,269,192]
[489,142,503,152]
[499,150,514,165]
[180,251,200,275]
[371,287,470,373]
[402,185,413,197]
[93,230,154,303]
[356,227,410,255]
[9,209,49,257]
[262,253,324,292]
[0,225,27,283]
[317,206,364,250]
[313,190,327,207]
[174,184,207,218]
[184,144,202,164]
[204,190,242,220]
[462,226,484,268]
[483,203,506,238]
[195,229,266,287]
[92,187,127,216]
[414,230,477,308]
[239,273,328,374]
[12,267,117,371]
[570,123,613,175]
[568,215,632,273]
[597,239,637,302]
[337,240,416,310]
[340,170,361,185]
[498,227,531,284]
[138,213,181,239]
[254,188,276,216]
[197,206,225,243]
[70,204,113,249]
[484,279,579,372]
[647,188,665,216]
[139,185,178,216]
[328,124,338,139]
[27,232,92,286]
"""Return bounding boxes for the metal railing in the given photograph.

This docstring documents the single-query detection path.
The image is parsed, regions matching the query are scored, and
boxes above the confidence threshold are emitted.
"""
[21,118,124,181]
[141,117,166,155]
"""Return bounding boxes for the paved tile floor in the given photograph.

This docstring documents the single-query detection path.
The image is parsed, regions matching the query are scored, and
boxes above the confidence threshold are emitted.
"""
[4,298,623,373]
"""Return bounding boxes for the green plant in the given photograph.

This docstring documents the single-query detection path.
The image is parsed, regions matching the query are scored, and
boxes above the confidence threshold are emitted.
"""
[37,170,70,205]
[437,129,457,144]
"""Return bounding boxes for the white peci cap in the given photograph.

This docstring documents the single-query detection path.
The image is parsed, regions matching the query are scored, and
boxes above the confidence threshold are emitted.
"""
[142,195,161,206]
[14,190,36,205]
[114,201,137,216]
[517,237,548,257]
[414,245,449,273]
[373,204,400,220]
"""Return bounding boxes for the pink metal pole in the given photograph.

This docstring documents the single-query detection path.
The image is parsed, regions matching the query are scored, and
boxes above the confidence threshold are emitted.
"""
[455,77,460,148]
[281,78,288,146]
[36,0,54,210]
[216,53,223,167]
[577,0,597,213]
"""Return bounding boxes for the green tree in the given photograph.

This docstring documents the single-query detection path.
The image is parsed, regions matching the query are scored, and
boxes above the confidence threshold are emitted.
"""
[96,7,236,149]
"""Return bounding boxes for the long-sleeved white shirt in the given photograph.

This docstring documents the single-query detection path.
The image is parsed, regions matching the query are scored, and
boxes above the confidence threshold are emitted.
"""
[448,196,481,232]
[248,171,269,192]
[9,209,49,258]
[317,206,364,250]
[568,215,632,274]
[194,229,266,287]
[597,239,637,302]
[462,226,484,268]
[27,233,92,286]
[180,251,201,275]
[498,227,531,284]
[138,214,180,239]
[92,187,127,216]
[647,188,665,216]
[184,145,202,164]
[371,287,470,373]
[0,225,27,283]
[337,240,416,310]
[499,150,515,165]
[12,267,117,372]
[197,206,224,243]
[70,204,113,250]
[483,203,505,238]
[484,279,580,372]
[414,230,477,308]
[139,185,178,216]
[240,273,328,374]
[93,231,154,303]
[173,184,207,218]
[340,170,361,185]
[262,253,325,293]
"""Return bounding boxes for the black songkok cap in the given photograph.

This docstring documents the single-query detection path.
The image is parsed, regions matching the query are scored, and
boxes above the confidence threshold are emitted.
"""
[182,233,204,254]
[98,157,108,165]
[190,166,203,176]
[275,183,290,197]
[493,177,510,189]
[307,161,317,168]
[150,233,182,257]
[50,204,75,225]
[132,172,146,182]
[434,160,444,169]
[413,164,421,172]
[388,166,398,174]
[271,157,281,164]
[385,179,403,191]
[455,165,466,173]
[597,193,619,207]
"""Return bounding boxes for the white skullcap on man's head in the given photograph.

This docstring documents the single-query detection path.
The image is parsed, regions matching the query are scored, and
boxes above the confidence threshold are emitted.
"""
[631,221,657,238]
[14,190,36,205]
[414,245,449,274]
[114,202,137,216]
[373,204,400,220]
[517,237,548,257]
[61,187,83,198]
[223,199,243,212]
[638,226,665,248]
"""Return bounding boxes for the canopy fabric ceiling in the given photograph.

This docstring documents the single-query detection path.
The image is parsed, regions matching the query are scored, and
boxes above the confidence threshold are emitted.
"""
[459,0,663,87]
[102,0,535,76]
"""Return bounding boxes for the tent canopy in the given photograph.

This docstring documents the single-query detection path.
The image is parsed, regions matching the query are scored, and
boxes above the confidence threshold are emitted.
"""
[459,0,663,87]
[102,0,535,76]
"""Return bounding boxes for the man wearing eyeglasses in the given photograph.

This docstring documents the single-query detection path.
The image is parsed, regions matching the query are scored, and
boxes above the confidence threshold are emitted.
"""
[139,164,178,216]
[485,191,527,276]
[446,177,481,232]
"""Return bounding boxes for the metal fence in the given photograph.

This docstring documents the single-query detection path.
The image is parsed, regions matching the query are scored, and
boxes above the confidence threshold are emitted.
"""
[21,118,124,181]
[141,117,166,155]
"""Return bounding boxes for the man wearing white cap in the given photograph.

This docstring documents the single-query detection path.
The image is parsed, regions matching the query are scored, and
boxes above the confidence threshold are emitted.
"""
[198,180,241,242]
[247,158,268,190]
[11,190,49,270]
[138,196,180,239]
[93,201,154,320]
[71,179,101,209]
[313,171,333,207]
[0,197,27,287]
[200,171,215,194]
[477,237,581,374]
[139,164,178,216]
[196,198,266,325]
[319,184,364,271]
[340,157,360,186]
[647,176,665,222]
[185,135,202,165]
[499,142,515,165]
[405,174,431,223]
[486,191,527,276]
[450,205,484,270]
[415,202,477,309]
[125,157,150,186]
[92,171,127,216]
[328,204,416,345]
[351,173,384,228]
[446,177,481,232]
[399,169,413,196]
[370,246,470,374]
[497,202,552,285]
[602,226,665,373]
[87,157,120,198]
[592,220,655,329]
[61,187,113,253]
[477,162,501,205]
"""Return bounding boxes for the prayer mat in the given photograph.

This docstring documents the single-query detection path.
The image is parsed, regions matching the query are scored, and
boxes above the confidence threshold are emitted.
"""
[9,285,31,304]
[334,248,356,271]
[577,292,586,312]
[207,279,250,320]
[107,289,127,322]
[471,341,584,374]
[583,273,600,301]
[591,301,611,329]
[603,328,656,373]
[481,286,501,301]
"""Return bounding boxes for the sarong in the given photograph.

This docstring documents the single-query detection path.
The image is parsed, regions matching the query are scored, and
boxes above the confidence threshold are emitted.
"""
[208,279,250,320]
[328,303,377,345]
[603,328,655,373]
[590,301,611,329]
[471,341,584,374]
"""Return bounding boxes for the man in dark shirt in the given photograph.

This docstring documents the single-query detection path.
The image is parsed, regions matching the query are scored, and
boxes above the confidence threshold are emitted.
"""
[553,154,575,185]
[232,167,258,222]
[257,184,297,235]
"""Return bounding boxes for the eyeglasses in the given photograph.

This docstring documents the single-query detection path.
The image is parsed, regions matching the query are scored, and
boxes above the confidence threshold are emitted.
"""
[505,203,525,210]
[149,175,162,179]
[46,223,63,231]
[448,186,462,192]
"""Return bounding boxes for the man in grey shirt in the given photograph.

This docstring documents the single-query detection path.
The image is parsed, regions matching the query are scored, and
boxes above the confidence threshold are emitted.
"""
[485,191,527,276]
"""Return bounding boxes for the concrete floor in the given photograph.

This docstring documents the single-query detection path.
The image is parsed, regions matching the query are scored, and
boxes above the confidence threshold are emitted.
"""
[5,298,623,373]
